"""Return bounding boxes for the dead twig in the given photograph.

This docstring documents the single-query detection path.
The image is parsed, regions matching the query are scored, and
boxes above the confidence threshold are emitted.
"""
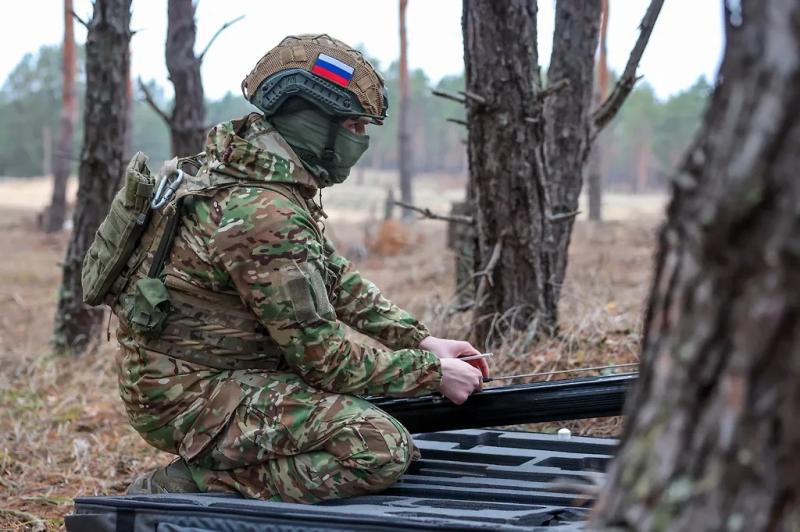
[394,201,474,224]
[70,9,89,30]
[431,89,466,104]
[137,77,171,126]
[593,0,665,130]
[548,210,582,222]
[537,79,570,100]
[446,118,469,127]
[198,15,245,62]
[473,236,504,312]
[0,507,46,531]
[458,90,487,104]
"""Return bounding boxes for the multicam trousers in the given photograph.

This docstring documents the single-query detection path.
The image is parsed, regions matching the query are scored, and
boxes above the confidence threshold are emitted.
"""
[159,371,416,503]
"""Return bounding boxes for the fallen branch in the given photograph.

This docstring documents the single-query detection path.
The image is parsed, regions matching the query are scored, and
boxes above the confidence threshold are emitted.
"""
[198,15,245,62]
[0,508,46,531]
[593,0,665,130]
[394,201,474,224]
[137,77,171,126]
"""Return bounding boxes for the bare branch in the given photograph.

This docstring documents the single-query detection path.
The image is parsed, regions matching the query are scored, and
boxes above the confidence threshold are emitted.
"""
[394,201,474,224]
[548,210,581,221]
[137,77,171,126]
[593,0,665,130]
[458,90,487,104]
[432,89,466,104]
[473,236,504,309]
[446,117,469,127]
[70,9,89,30]
[198,15,245,62]
[537,79,570,100]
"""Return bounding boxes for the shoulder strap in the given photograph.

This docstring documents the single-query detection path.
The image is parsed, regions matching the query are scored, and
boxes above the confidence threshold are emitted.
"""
[147,156,204,278]
[147,197,184,278]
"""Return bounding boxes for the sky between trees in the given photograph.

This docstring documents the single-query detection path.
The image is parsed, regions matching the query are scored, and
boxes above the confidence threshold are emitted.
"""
[1,0,723,101]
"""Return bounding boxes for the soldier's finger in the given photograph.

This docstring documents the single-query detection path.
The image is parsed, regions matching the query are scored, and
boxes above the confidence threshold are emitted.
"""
[459,342,481,356]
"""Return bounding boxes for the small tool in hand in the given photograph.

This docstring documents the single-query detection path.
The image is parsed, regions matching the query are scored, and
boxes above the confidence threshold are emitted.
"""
[458,352,493,362]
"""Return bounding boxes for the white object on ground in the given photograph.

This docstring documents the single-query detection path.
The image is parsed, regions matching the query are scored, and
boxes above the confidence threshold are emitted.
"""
[557,428,572,440]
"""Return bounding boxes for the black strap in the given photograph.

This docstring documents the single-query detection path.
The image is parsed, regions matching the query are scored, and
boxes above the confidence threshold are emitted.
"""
[321,117,343,163]
[148,197,185,278]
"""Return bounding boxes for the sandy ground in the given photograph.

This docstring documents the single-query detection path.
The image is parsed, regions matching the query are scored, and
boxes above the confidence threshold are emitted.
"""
[0,174,662,529]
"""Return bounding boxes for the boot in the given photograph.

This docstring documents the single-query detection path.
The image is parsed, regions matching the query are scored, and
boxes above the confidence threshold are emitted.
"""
[127,459,202,494]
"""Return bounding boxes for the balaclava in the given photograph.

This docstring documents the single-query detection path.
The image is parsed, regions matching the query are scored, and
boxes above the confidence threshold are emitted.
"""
[271,99,370,187]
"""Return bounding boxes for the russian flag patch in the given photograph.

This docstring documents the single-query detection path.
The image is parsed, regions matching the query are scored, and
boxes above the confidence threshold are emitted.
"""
[311,53,355,87]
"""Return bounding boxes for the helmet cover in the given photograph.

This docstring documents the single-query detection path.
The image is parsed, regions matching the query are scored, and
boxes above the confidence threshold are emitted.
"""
[241,34,388,124]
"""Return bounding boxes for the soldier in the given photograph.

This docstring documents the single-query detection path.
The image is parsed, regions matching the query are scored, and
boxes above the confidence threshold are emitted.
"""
[117,34,489,502]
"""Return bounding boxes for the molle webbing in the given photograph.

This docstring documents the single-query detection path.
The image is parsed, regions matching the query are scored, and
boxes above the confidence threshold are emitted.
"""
[139,276,285,371]
[127,175,315,372]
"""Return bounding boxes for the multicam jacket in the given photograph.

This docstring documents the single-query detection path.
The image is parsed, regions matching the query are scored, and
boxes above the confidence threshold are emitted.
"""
[114,113,442,458]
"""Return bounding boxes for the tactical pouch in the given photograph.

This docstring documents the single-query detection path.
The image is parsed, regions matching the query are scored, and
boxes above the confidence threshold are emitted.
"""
[128,277,171,336]
[81,152,155,306]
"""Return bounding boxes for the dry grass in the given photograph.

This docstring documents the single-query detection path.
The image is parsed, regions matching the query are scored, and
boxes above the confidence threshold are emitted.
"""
[0,186,660,529]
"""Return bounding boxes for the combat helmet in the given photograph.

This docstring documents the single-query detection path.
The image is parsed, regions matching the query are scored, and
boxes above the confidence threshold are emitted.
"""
[241,34,388,124]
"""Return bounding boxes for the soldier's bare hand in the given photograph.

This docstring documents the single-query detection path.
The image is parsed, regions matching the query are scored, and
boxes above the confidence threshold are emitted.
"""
[439,358,483,405]
[419,336,489,377]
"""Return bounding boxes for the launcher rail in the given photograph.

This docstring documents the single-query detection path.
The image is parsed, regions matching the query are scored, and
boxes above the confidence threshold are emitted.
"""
[370,373,637,433]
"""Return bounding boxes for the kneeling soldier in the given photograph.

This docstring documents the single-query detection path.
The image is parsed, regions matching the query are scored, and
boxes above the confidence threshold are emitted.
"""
[101,34,487,502]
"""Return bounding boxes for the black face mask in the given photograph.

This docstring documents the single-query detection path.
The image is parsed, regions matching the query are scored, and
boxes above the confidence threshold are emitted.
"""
[271,106,370,187]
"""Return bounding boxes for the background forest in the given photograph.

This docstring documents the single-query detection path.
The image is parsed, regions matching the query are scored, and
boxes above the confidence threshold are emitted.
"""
[13,0,800,529]
[0,42,709,191]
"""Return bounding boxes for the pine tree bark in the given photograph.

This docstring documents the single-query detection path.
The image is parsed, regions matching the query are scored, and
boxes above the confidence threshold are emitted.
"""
[592,1,800,529]
[44,0,77,233]
[53,0,131,353]
[398,0,413,219]
[464,0,600,344]
[166,0,205,157]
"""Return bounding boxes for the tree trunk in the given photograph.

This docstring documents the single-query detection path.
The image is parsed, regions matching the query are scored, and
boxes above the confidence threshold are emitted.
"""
[464,0,599,346]
[44,0,77,233]
[542,0,601,311]
[124,49,134,160]
[463,0,543,345]
[592,1,800,529]
[588,0,609,222]
[53,0,131,353]
[398,0,413,219]
[166,0,205,157]
[634,131,651,193]
[42,126,53,177]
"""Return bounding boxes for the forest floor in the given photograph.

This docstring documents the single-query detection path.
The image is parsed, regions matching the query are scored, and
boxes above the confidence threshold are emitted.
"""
[0,175,663,530]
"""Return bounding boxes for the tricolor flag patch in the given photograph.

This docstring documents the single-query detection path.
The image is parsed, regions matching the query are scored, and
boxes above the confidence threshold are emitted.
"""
[311,53,355,87]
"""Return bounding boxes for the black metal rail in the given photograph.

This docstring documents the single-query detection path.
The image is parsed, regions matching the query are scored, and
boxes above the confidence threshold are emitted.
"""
[371,373,637,433]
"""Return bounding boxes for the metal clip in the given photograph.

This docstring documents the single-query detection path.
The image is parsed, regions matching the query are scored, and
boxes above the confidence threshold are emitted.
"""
[150,169,185,210]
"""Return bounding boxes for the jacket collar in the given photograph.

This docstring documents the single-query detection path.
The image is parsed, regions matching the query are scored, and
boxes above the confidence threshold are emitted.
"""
[204,113,318,196]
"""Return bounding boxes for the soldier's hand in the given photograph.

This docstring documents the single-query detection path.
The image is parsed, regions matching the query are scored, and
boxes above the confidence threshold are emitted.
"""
[419,336,489,378]
[439,358,483,405]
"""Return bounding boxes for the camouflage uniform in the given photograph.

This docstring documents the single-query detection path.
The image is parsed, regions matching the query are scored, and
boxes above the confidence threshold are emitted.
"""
[114,114,442,502]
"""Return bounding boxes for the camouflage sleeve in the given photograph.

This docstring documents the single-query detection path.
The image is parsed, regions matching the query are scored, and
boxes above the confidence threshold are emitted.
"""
[209,187,442,397]
[324,238,431,350]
